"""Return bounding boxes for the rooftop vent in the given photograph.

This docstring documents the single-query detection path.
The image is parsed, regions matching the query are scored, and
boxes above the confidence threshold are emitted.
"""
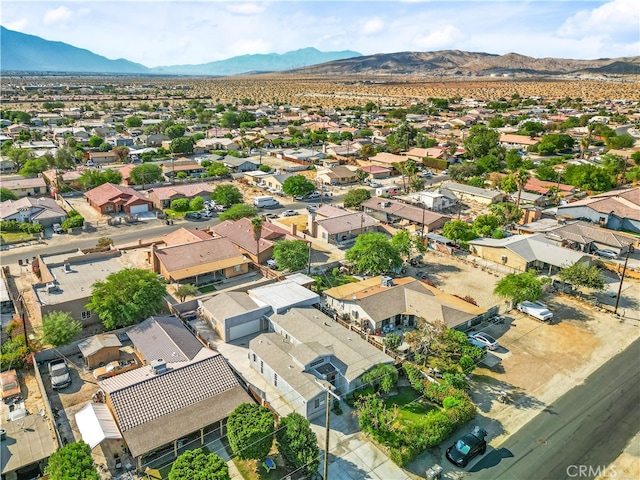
[150,358,167,375]
[381,276,394,287]
[63,263,72,273]
[46,282,59,293]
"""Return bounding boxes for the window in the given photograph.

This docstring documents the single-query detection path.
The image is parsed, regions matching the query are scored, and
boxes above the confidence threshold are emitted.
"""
[252,353,256,362]
[81,311,91,320]
[234,265,242,272]
[314,398,321,409]
[310,358,324,368]
[260,361,264,374]
[274,373,278,387]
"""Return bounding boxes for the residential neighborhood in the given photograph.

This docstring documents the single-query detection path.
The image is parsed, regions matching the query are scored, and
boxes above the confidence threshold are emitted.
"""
[1,78,639,480]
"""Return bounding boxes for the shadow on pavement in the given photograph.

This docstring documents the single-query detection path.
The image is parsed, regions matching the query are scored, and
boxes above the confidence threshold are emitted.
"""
[468,447,514,472]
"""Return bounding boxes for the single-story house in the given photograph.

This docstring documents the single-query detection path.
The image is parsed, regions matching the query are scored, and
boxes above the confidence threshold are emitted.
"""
[0,197,67,227]
[88,151,117,165]
[499,133,538,150]
[469,233,593,273]
[249,307,394,419]
[362,152,406,171]
[412,189,458,212]
[545,220,636,255]
[307,205,378,247]
[556,188,640,233]
[441,182,504,205]
[315,166,358,185]
[161,159,206,178]
[1,177,47,198]
[324,275,487,333]
[151,236,251,285]
[99,317,252,469]
[147,183,214,210]
[259,173,294,193]
[221,156,259,172]
[362,197,449,233]
[33,249,126,325]
[358,165,392,179]
[211,218,299,264]
[84,182,153,215]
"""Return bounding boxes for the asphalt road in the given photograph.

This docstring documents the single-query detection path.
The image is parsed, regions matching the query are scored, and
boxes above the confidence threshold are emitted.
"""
[471,336,640,480]
[0,194,344,265]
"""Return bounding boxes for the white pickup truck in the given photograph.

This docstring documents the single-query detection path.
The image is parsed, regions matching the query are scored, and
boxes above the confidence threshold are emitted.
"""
[517,301,553,322]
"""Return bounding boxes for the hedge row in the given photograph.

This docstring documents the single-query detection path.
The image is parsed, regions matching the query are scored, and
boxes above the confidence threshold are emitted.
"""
[0,220,44,234]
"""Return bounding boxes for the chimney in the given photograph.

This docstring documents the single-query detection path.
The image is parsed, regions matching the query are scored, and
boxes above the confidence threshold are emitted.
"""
[291,223,297,236]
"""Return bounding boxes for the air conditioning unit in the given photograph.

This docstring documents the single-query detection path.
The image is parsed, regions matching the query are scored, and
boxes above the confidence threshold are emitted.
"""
[46,282,59,293]
[63,263,72,273]
[151,358,167,375]
[501,255,508,263]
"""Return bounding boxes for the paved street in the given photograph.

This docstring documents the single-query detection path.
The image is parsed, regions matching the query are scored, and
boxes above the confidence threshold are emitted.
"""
[472,337,640,480]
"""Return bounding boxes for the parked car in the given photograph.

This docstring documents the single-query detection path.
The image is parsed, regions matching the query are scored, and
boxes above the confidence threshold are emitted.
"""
[93,358,140,380]
[446,426,488,467]
[266,259,278,270]
[201,210,214,218]
[307,191,321,199]
[442,169,449,175]
[1,369,21,404]
[185,212,202,220]
[263,212,279,220]
[468,332,499,350]
[48,359,71,390]
[369,181,381,188]
[294,195,305,201]
[52,223,64,234]
[306,205,319,213]
[281,209,297,217]
[594,249,618,260]
[517,301,553,322]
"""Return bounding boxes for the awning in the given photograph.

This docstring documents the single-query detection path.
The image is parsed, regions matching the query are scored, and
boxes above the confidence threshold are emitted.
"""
[75,403,122,449]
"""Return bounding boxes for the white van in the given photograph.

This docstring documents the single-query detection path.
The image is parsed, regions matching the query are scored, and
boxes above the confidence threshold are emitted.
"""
[254,196,280,208]
[517,301,553,322]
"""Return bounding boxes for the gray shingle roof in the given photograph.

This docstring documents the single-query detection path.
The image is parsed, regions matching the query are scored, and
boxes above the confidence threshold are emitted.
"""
[77,334,122,357]
[127,316,202,363]
[201,292,262,321]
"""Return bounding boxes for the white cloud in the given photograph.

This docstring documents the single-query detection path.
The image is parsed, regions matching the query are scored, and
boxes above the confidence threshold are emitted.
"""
[361,17,384,35]
[558,0,639,40]
[413,25,466,50]
[43,6,75,25]
[4,18,28,31]
[226,2,266,16]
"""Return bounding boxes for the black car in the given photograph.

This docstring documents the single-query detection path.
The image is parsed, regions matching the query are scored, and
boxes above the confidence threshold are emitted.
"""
[445,426,487,467]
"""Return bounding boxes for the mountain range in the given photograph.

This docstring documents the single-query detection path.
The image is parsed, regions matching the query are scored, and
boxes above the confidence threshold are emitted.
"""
[1,26,639,77]
[0,27,360,76]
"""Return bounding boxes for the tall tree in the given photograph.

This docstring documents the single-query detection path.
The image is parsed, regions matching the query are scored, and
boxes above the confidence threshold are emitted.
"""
[40,311,82,347]
[282,175,315,198]
[169,449,229,480]
[251,217,264,259]
[276,413,320,477]
[273,240,309,272]
[227,403,274,460]
[513,168,531,209]
[86,268,167,330]
[212,184,243,207]
[343,188,371,209]
[45,441,99,480]
[463,125,501,160]
[494,271,549,305]
[112,146,130,163]
[558,262,606,295]
[129,164,164,186]
[0,187,17,202]
[251,216,263,260]
[174,284,198,302]
[345,232,402,275]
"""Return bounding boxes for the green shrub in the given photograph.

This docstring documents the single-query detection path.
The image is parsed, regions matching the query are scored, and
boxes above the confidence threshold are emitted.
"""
[68,209,81,217]
[170,198,190,212]
[402,363,426,393]
[442,396,461,409]
[61,215,84,230]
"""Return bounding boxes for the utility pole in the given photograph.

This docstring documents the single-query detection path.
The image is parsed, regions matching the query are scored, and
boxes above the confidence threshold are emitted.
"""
[614,246,632,315]
[316,380,340,480]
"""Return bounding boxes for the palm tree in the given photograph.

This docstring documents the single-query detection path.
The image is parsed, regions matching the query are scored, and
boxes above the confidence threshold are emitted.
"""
[514,168,531,209]
[251,217,263,263]
[579,137,590,159]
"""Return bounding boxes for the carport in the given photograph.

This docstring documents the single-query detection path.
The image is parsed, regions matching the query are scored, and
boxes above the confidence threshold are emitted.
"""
[75,403,122,448]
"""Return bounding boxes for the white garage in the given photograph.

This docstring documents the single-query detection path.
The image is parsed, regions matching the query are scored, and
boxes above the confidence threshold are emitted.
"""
[129,204,150,214]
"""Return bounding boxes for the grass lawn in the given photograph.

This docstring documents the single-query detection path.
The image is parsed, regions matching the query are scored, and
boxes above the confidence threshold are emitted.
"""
[0,232,35,243]
[198,285,217,294]
[312,274,359,291]
[233,454,306,480]
[383,386,437,424]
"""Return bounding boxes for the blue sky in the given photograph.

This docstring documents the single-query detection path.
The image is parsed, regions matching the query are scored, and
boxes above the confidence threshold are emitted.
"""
[2,1,638,67]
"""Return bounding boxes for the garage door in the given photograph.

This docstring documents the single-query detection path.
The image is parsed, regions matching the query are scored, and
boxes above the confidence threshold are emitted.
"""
[129,204,149,214]
[228,319,261,341]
